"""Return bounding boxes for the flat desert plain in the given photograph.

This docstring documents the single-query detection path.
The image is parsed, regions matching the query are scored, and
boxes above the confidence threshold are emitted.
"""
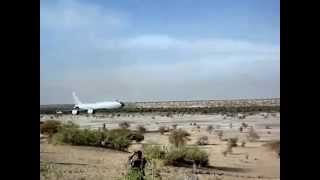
[40,112,280,180]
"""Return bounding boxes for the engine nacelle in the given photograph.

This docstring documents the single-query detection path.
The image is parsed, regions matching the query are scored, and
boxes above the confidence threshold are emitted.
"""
[72,109,79,115]
[87,109,95,114]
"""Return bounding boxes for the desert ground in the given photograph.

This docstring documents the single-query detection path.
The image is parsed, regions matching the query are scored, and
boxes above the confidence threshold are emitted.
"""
[40,112,280,180]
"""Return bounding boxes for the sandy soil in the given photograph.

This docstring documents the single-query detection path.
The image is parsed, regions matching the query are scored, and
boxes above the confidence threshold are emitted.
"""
[40,113,280,180]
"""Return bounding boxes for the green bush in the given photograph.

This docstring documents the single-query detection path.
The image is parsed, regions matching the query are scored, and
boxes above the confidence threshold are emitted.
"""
[144,145,166,160]
[40,120,62,137]
[123,168,144,180]
[168,129,190,147]
[54,128,106,146]
[164,147,208,167]
[53,124,143,151]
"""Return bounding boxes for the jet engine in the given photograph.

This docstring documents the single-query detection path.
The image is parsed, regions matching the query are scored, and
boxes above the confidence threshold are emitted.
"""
[72,109,79,115]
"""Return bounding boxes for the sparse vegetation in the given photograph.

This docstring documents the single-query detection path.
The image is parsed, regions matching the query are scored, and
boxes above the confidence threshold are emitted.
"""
[222,138,238,156]
[168,129,190,147]
[241,122,248,128]
[144,145,166,160]
[206,125,214,134]
[164,147,209,167]
[263,140,280,158]
[159,126,168,135]
[40,120,62,137]
[247,127,260,142]
[227,137,238,147]
[196,136,209,145]
[171,124,177,130]
[52,123,143,151]
[119,121,130,129]
[241,140,246,147]
[137,125,147,134]
[216,130,223,140]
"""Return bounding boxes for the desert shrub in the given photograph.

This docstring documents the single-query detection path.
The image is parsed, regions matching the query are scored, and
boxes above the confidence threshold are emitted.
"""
[229,123,233,129]
[137,125,147,134]
[119,122,130,129]
[247,128,260,142]
[128,132,144,142]
[54,125,142,151]
[164,147,208,167]
[171,124,177,130]
[159,126,168,135]
[123,168,144,180]
[223,144,233,155]
[40,120,62,137]
[169,129,190,147]
[216,130,223,140]
[197,136,209,145]
[54,127,106,146]
[227,137,238,147]
[144,145,166,160]
[263,140,280,157]
[241,122,248,128]
[241,140,246,147]
[206,125,214,134]
[196,125,201,129]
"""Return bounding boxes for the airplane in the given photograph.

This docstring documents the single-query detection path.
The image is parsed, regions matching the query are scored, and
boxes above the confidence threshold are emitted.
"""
[72,92,125,115]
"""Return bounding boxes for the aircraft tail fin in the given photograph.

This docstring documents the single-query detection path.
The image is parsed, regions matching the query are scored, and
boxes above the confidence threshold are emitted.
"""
[72,92,82,105]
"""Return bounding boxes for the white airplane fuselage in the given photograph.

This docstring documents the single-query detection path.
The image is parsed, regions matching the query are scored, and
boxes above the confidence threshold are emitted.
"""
[72,92,124,114]
[76,101,123,110]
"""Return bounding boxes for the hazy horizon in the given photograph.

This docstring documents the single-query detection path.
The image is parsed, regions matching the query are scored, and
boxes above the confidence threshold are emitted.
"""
[41,0,279,104]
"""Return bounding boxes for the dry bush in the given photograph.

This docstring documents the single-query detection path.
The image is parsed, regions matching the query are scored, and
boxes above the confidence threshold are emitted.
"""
[40,120,62,137]
[241,122,248,128]
[119,121,130,129]
[172,124,177,130]
[216,130,223,140]
[241,140,246,147]
[206,125,214,134]
[247,128,260,142]
[169,129,190,147]
[144,145,166,160]
[137,125,147,134]
[159,126,168,135]
[222,144,233,156]
[263,140,280,158]
[227,137,238,147]
[197,136,209,145]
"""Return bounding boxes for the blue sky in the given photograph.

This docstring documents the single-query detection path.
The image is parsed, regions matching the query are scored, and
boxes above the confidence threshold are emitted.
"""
[41,0,279,104]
